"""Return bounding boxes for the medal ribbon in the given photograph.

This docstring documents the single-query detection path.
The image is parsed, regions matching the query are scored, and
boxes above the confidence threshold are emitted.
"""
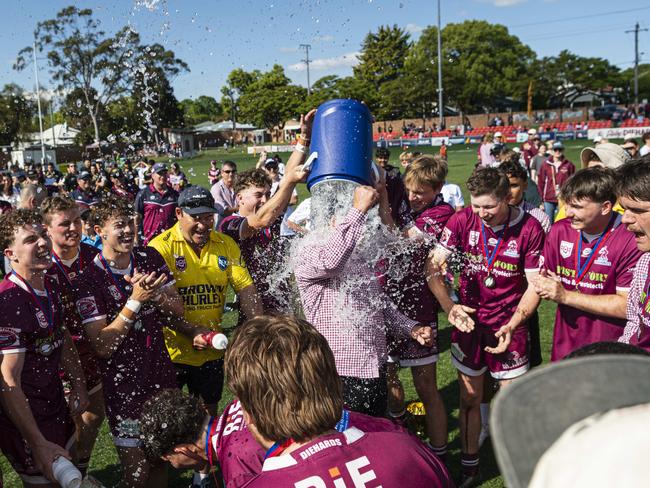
[51,249,82,287]
[574,215,616,287]
[264,438,295,459]
[480,208,511,276]
[98,253,133,301]
[205,416,216,467]
[11,271,54,334]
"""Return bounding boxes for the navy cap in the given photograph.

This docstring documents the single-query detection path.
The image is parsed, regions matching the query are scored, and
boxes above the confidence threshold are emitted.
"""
[552,141,565,150]
[152,163,168,174]
[78,171,92,180]
[178,186,217,215]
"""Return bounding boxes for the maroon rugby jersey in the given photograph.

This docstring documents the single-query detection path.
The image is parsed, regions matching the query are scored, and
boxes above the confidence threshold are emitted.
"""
[134,184,179,245]
[74,247,177,435]
[212,400,407,488]
[384,196,455,322]
[439,207,545,330]
[240,428,453,488]
[0,273,68,429]
[542,216,642,360]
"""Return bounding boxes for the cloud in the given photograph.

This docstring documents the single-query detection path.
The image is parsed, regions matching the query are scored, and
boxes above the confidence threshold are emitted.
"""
[405,23,424,34]
[313,35,335,42]
[477,0,526,7]
[288,52,360,72]
[279,46,299,53]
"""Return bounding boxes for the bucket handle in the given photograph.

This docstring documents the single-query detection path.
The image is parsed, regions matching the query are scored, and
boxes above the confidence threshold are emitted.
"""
[302,151,318,173]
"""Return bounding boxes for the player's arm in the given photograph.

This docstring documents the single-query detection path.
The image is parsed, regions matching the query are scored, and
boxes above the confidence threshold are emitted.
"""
[237,283,263,319]
[426,246,476,332]
[59,327,89,416]
[375,166,397,231]
[0,352,70,481]
[240,110,315,239]
[286,219,308,235]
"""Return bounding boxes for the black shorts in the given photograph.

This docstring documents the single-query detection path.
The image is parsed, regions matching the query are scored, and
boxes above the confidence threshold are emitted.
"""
[340,367,387,417]
[175,359,224,405]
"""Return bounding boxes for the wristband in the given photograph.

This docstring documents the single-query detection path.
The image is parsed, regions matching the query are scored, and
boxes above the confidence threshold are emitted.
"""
[294,143,307,154]
[297,134,310,145]
[125,299,142,314]
[119,313,135,324]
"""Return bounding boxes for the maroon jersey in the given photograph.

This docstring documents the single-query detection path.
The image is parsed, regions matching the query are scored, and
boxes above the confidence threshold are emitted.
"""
[542,216,642,360]
[74,248,177,437]
[439,207,545,330]
[219,214,284,312]
[46,243,100,386]
[241,428,453,488]
[537,158,575,203]
[213,400,413,488]
[0,273,68,429]
[384,196,455,322]
[134,184,179,245]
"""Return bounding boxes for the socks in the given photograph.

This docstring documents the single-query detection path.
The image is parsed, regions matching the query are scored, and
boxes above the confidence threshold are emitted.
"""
[461,452,480,478]
[388,408,406,419]
[427,442,448,463]
[76,457,90,477]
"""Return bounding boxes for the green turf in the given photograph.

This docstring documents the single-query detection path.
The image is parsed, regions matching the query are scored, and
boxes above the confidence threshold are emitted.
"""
[0,139,596,487]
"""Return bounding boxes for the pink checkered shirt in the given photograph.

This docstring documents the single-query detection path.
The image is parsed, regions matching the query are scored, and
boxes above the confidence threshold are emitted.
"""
[620,252,650,344]
[520,201,551,234]
[295,208,418,378]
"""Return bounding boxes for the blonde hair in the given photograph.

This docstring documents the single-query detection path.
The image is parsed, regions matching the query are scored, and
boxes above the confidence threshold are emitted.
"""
[403,154,448,190]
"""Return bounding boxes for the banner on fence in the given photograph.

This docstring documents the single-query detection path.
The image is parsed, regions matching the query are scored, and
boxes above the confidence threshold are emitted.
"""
[587,126,650,140]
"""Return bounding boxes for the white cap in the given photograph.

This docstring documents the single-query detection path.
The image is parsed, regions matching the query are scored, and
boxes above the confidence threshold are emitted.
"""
[528,128,537,135]
[624,133,637,142]
[495,131,503,137]
[593,136,603,144]
[512,147,521,154]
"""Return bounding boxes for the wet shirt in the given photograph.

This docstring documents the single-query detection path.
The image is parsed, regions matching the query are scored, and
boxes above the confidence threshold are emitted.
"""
[74,248,177,432]
[384,197,455,322]
[242,428,453,488]
[148,223,253,366]
[621,253,650,351]
[438,207,545,330]
[219,215,283,313]
[134,184,179,245]
[212,400,407,488]
[0,273,67,423]
[385,164,412,229]
[543,216,642,360]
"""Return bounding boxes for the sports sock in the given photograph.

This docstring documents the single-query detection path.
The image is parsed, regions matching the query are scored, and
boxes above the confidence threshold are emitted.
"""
[427,442,448,462]
[461,452,480,478]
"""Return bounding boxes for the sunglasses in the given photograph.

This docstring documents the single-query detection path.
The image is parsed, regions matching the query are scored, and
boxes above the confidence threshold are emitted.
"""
[222,170,237,174]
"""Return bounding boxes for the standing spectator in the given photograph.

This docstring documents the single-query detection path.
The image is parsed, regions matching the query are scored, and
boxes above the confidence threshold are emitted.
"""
[375,147,411,229]
[210,160,238,217]
[136,159,152,189]
[134,163,179,245]
[640,132,650,157]
[207,160,220,186]
[622,135,640,158]
[70,171,100,210]
[0,172,19,207]
[110,169,134,200]
[439,140,448,159]
[121,159,138,194]
[62,162,79,193]
[537,141,575,220]
[530,142,549,183]
[478,133,496,167]
[168,163,187,192]
[520,129,539,170]
[18,184,48,210]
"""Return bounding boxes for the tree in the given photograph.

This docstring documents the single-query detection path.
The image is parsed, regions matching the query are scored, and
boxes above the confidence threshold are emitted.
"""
[180,96,222,125]
[619,63,650,106]
[60,87,100,145]
[354,25,411,90]
[220,68,260,128]
[0,84,33,146]
[303,75,379,115]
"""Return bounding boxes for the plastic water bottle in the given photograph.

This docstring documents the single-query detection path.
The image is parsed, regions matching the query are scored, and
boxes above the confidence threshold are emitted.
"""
[202,331,228,350]
[52,457,82,488]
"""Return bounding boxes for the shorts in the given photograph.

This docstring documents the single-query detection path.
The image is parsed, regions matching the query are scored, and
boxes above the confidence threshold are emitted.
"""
[450,324,530,380]
[0,411,75,484]
[340,366,387,417]
[387,321,439,367]
[175,359,224,405]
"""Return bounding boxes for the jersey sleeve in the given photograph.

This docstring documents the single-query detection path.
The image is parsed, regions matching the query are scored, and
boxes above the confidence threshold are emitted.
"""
[219,216,245,243]
[223,236,254,293]
[74,276,108,325]
[134,189,145,215]
[524,219,545,273]
[0,300,28,355]
[437,211,464,251]
[540,222,560,273]
[614,234,644,292]
[143,247,174,285]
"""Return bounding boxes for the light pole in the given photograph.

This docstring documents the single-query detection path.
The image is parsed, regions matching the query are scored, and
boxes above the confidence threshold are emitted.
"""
[437,0,444,129]
[32,41,46,164]
[300,44,312,95]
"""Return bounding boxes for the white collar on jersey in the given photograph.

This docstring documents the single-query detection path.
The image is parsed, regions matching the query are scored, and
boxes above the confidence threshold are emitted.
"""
[261,427,365,472]
[487,205,524,232]
[92,253,133,275]
[582,212,623,243]
[8,272,47,296]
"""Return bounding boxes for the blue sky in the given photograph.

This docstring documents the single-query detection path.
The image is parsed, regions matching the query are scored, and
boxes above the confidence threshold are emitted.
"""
[1,0,649,102]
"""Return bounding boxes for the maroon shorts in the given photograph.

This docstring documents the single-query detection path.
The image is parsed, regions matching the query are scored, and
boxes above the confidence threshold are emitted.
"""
[388,321,439,367]
[0,410,75,484]
[450,324,530,380]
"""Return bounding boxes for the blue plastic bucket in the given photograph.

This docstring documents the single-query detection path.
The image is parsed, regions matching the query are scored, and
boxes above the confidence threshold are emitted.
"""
[306,99,374,191]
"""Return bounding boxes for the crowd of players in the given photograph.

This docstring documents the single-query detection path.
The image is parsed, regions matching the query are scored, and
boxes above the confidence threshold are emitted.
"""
[1,108,650,488]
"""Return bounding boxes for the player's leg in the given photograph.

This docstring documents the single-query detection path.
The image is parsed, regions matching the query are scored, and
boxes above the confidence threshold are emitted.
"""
[528,310,543,368]
[478,374,495,448]
[410,362,447,460]
[72,384,105,475]
[116,446,168,488]
[386,357,406,423]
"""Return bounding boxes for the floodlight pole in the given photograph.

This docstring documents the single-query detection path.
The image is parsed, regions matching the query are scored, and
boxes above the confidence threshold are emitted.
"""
[437,0,444,128]
[626,22,648,114]
[33,41,46,164]
[300,44,312,95]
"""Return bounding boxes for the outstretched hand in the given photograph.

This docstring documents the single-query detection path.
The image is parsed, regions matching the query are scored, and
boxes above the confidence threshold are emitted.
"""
[448,304,476,333]
[411,324,433,347]
[484,325,513,354]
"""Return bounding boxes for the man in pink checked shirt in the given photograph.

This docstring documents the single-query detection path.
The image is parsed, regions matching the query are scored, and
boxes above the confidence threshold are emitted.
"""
[294,184,433,417]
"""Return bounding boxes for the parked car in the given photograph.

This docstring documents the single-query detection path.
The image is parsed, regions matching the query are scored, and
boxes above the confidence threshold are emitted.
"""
[593,104,625,121]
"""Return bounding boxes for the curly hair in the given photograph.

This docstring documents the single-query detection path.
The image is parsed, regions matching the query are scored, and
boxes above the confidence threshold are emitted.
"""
[233,169,271,195]
[0,209,43,252]
[499,160,527,182]
[41,196,78,225]
[92,195,135,227]
[139,389,207,461]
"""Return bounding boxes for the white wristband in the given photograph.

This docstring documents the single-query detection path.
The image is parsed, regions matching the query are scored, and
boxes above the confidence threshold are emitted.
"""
[125,299,142,314]
[119,313,134,324]
[294,143,307,154]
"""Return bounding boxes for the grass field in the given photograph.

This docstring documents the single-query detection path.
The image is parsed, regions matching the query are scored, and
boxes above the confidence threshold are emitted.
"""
[1,139,597,487]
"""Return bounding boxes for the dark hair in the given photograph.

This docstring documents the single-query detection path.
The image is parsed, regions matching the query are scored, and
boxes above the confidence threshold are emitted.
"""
[234,169,271,194]
[222,160,237,170]
[616,156,650,202]
[376,148,390,159]
[0,209,42,252]
[499,160,527,181]
[564,341,650,359]
[560,167,616,205]
[139,389,206,461]
[225,315,343,443]
[499,149,520,166]
[467,167,510,199]
[92,195,135,227]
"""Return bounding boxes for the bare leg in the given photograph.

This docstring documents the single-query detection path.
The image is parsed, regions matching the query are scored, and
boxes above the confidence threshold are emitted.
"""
[411,363,447,448]
[386,362,405,417]
[458,372,484,455]
[116,446,168,488]
[72,387,105,473]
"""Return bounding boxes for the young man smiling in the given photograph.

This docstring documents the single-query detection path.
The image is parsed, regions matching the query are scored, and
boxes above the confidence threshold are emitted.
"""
[534,167,643,361]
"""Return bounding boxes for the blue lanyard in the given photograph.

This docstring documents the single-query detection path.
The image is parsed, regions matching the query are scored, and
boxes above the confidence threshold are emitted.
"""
[98,253,133,300]
[12,271,54,333]
[575,215,616,285]
[205,416,215,466]
[335,409,350,432]
[480,208,511,269]
[51,250,81,286]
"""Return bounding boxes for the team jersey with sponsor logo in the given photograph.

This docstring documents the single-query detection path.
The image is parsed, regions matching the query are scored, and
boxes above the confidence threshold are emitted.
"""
[438,207,544,330]
[74,247,177,435]
[240,427,453,488]
[383,196,455,322]
[148,222,253,366]
[542,216,642,360]
[0,273,67,425]
[134,184,179,245]
[212,400,407,488]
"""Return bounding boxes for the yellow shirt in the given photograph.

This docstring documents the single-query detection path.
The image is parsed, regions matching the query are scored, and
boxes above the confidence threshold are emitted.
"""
[149,222,253,366]
[555,201,624,222]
